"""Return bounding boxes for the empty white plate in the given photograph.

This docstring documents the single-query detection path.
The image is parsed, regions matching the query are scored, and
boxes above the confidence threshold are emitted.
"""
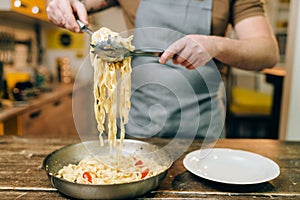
[183,148,280,185]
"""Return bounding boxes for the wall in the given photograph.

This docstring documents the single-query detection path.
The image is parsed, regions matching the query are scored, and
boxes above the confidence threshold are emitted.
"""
[90,6,127,33]
[280,0,300,141]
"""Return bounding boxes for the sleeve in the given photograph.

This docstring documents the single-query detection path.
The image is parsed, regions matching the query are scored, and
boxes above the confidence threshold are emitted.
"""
[230,0,266,27]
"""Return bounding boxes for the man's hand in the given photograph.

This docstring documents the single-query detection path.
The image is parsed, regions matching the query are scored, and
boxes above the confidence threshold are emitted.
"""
[46,0,88,32]
[159,35,218,70]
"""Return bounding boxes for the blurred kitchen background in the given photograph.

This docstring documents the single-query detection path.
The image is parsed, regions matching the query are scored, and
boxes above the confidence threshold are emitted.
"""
[0,0,299,141]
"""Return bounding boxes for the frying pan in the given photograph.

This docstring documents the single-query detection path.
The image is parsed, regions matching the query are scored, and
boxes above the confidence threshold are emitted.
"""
[43,139,173,199]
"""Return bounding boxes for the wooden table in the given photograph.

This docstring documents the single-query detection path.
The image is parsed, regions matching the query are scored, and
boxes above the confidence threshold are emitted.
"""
[0,136,299,199]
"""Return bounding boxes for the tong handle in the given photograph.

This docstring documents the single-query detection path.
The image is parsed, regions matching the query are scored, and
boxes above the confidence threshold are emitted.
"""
[76,20,94,35]
[129,50,164,58]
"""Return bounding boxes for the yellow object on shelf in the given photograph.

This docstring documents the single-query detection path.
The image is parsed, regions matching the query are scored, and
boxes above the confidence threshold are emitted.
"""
[5,72,31,89]
[230,87,272,115]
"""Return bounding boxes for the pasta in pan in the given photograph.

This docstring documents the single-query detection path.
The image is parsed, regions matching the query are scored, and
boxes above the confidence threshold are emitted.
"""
[56,154,166,184]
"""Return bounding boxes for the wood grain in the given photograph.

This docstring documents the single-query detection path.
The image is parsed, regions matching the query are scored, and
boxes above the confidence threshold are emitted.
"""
[0,137,299,199]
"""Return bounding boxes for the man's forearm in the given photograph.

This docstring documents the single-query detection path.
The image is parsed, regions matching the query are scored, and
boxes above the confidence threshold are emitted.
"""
[214,36,279,71]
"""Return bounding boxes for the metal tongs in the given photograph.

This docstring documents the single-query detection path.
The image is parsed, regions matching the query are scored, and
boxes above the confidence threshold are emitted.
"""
[77,20,163,62]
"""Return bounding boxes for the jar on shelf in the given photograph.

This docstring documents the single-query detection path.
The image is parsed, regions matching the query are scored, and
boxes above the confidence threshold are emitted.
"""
[56,57,72,84]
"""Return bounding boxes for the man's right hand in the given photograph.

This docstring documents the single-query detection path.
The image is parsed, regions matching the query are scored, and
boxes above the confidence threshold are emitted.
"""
[46,0,88,33]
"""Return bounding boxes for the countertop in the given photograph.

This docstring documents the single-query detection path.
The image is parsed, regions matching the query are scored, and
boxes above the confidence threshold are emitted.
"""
[0,136,299,199]
[0,83,85,122]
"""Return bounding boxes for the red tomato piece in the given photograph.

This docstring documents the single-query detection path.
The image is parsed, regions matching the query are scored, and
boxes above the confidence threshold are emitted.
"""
[82,171,92,183]
[135,160,143,166]
[141,168,149,179]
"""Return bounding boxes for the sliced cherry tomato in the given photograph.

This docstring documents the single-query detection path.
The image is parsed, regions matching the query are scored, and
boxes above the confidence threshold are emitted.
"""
[135,160,143,166]
[82,171,92,183]
[141,168,149,179]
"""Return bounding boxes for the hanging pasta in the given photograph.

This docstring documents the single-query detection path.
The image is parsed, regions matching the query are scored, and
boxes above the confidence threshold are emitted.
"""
[90,27,134,149]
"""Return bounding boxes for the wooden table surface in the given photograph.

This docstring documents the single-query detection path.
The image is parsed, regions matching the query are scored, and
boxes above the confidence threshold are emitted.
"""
[0,136,299,200]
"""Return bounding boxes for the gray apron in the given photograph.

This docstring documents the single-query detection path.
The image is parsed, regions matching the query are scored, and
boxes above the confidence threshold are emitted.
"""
[125,0,226,139]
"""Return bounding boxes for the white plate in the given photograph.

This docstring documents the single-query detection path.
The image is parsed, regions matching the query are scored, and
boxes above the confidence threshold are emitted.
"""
[183,148,280,185]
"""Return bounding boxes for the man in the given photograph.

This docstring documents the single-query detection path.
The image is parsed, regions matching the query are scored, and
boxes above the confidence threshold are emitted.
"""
[47,0,279,139]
